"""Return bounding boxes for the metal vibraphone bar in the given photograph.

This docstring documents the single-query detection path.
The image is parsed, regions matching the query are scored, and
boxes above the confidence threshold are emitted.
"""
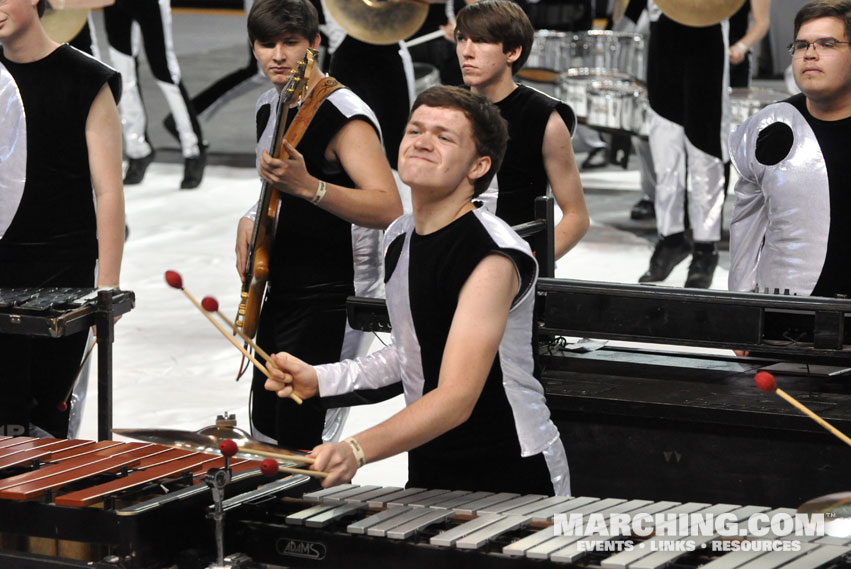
[225,483,851,569]
[0,436,311,568]
[0,288,135,441]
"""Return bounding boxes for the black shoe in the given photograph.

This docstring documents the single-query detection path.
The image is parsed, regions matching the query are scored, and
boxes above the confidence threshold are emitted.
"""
[630,199,656,220]
[639,235,691,283]
[685,245,719,288]
[124,151,155,185]
[581,147,608,170]
[180,149,207,189]
[162,114,179,142]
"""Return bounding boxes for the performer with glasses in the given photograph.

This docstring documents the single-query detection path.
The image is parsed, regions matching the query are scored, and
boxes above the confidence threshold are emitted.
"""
[729,0,851,298]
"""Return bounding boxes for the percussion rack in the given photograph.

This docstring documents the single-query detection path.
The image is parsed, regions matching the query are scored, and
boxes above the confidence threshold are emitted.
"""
[0,288,135,441]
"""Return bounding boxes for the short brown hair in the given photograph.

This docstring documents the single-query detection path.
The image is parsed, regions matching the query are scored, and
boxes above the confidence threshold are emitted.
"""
[247,0,319,45]
[37,0,46,17]
[455,0,534,74]
[410,86,508,198]
[794,0,851,42]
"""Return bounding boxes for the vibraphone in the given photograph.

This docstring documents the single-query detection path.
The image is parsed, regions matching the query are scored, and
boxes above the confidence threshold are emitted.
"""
[345,281,851,506]
[0,287,133,338]
[226,484,851,569]
[0,287,135,440]
[0,436,312,568]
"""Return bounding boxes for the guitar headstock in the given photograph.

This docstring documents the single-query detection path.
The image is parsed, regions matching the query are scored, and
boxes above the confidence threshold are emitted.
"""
[281,48,317,107]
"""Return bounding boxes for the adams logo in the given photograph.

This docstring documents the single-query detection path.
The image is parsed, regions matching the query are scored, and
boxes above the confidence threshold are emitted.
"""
[275,538,327,560]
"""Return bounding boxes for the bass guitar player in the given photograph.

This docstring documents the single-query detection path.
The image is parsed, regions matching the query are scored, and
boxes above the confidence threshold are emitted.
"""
[234,0,402,451]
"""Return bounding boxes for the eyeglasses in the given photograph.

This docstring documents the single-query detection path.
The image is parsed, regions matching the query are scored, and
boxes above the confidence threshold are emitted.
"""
[787,37,851,56]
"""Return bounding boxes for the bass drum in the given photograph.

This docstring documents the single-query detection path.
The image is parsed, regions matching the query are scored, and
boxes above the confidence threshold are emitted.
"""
[729,87,788,132]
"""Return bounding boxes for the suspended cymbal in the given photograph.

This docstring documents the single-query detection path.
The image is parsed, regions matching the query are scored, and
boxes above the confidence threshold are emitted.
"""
[113,426,311,466]
[655,0,746,27]
[42,8,89,44]
[324,0,428,46]
[798,492,851,538]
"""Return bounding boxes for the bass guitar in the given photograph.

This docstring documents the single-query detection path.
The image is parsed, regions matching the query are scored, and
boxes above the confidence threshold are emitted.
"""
[235,50,316,339]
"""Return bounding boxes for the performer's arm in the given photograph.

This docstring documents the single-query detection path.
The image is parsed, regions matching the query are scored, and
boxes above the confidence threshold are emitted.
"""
[730,0,771,64]
[87,83,125,288]
[728,167,767,293]
[543,111,589,259]
[258,120,403,229]
[265,342,402,400]
[306,253,518,487]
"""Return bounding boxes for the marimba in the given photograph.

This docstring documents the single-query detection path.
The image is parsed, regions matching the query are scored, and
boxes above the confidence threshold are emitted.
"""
[0,436,312,568]
[227,484,851,569]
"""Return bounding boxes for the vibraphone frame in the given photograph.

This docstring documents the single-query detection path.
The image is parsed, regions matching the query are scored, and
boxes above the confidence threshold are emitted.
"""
[0,288,135,441]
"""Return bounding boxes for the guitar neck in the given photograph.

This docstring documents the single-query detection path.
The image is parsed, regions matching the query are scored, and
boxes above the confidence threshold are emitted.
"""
[242,90,295,289]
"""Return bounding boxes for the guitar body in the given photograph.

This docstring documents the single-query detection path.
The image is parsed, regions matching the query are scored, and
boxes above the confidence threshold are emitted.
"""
[239,189,278,339]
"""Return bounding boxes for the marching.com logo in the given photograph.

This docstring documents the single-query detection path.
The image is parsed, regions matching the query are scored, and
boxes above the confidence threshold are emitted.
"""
[553,512,826,538]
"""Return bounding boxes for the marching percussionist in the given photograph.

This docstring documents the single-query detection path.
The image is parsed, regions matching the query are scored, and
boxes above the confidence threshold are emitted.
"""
[265,85,570,495]
[728,0,851,298]
[454,0,589,260]
[0,0,125,437]
[638,0,731,289]
[234,0,402,452]
[103,0,208,188]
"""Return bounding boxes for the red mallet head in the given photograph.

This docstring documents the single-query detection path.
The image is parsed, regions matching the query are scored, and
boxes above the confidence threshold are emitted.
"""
[57,401,68,412]
[755,371,777,392]
[219,439,239,458]
[260,458,280,476]
[201,296,219,312]
[164,270,183,289]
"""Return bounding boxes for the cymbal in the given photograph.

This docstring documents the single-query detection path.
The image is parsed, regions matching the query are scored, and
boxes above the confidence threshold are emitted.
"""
[655,0,746,27]
[798,492,851,538]
[324,0,429,46]
[113,426,310,466]
[42,8,89,44]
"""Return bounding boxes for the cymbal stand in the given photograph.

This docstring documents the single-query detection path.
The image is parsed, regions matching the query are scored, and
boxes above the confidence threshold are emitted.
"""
[205,454,253,568]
